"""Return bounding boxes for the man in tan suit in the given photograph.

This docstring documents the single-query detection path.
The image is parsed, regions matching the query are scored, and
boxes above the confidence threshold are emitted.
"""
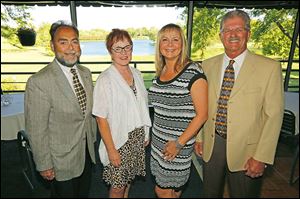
[25,20,96,197]
[194,10,284,197]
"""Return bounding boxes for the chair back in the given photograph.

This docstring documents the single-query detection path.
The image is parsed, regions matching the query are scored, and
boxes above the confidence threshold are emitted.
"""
[281,109,296,136]
[17,130,39,190]
[279,110,299,185]
[17,130,51,196]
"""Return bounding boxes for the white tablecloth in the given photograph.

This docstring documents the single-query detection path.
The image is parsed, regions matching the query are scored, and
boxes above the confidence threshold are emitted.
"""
[1,93,25,140]
[284,92,299,135]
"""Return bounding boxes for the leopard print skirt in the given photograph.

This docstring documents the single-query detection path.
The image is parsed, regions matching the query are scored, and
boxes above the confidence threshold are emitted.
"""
[102,127,146,188]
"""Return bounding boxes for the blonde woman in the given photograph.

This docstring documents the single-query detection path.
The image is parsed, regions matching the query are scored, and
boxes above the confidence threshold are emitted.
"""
[148,24,208,198]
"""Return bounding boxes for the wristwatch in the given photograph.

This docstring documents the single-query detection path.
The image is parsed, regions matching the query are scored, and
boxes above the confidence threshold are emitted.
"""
[175,139,183,150]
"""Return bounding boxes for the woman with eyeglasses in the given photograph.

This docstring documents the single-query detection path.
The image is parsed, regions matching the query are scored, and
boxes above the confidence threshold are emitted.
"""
[92,29,151,198]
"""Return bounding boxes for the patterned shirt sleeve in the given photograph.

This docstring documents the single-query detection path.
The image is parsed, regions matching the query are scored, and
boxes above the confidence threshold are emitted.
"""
[188,62,207,91]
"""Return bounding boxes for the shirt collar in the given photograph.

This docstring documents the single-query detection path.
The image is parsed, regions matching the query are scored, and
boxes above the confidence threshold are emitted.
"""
[224,49,248,68]
[55,58,77,73]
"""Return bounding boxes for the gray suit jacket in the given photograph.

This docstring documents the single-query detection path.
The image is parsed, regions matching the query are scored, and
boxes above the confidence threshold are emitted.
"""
[25,59,96,181]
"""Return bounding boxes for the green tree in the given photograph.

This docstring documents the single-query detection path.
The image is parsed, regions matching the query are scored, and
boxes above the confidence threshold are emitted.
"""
[80,29,108,41]
[147,27,158,42]
[126,27,158,40]
[35,22,53,56]
[127,28,137,38]
[1,77,20,92]
[1,4,34,47]
[250,9,299,59]
[181,7,225,59]
[181,8,298,60]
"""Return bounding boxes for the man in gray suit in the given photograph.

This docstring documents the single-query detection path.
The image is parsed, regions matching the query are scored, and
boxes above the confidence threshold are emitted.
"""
[25,20,96,197]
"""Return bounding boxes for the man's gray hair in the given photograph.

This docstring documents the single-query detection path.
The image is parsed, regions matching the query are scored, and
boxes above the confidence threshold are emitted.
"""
[49,20,79,41]
[220,10,251,32]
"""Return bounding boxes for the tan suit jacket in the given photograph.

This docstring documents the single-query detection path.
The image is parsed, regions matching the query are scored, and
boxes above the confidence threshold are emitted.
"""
[25,60,97,181]
[196,50,284,171]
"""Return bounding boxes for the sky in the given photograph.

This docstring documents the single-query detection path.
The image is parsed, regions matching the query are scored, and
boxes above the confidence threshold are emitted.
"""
[30,5,185,30]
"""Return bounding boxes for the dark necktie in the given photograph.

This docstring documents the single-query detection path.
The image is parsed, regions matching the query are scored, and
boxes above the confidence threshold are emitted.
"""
[70,68,87,116]
[215,60,235,138]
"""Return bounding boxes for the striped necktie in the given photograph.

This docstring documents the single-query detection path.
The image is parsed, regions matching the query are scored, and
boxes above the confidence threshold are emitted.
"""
[215,60,235,138]
[70,68,87,116]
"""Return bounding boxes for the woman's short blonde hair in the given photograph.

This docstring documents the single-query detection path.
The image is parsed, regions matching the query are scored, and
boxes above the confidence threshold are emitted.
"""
[155,23,190,76]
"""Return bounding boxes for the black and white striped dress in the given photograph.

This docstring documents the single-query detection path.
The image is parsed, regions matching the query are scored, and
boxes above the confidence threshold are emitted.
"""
[148,62,207,189]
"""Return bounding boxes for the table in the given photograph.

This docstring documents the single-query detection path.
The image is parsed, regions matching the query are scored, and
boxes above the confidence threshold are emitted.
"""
[1,93,25,140]
[285,92,299,135]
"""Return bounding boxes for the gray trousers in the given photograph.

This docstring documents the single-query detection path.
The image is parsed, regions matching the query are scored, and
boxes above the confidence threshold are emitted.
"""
[203,133,263,198]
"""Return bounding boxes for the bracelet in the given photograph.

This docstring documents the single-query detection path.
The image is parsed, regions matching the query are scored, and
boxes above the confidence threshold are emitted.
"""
[175,139,184,150]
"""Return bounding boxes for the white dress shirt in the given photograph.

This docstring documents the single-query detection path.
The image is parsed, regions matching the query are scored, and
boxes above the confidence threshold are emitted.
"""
[55,59,85,94]
[220,49,248,86]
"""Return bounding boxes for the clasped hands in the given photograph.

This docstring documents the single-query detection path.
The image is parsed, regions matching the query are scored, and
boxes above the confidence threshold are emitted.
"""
[162,140,180,161]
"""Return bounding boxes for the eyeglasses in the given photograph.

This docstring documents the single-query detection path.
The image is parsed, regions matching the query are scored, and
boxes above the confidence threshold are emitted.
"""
[112,45,133,53]
[221,27,248,34]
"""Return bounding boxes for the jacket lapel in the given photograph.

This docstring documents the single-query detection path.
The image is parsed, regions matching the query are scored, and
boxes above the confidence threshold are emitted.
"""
[230,52,256,98]
[212,55,224,97]
[51,60,82,112]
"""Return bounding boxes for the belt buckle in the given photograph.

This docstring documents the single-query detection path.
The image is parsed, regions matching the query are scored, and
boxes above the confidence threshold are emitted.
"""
[216,130,227,139]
